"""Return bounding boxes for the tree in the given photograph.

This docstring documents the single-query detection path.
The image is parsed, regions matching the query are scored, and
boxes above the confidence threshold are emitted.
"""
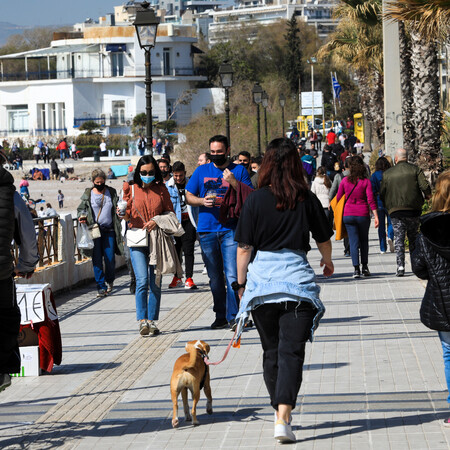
[79,120,102,135]
[283,15,304,94]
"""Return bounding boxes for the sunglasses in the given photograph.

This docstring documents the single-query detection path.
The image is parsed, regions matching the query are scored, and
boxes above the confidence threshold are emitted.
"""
[140,170,155,176]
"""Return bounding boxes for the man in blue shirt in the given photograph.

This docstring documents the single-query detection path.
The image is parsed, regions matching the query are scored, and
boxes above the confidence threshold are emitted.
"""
[186,135,253,329]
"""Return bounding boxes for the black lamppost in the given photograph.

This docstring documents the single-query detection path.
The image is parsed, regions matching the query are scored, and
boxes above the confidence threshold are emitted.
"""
[279,93,286,137]
[261,91,269,148]
[252,83,263,156]
[218,61,233,148]
[134,1,160,154]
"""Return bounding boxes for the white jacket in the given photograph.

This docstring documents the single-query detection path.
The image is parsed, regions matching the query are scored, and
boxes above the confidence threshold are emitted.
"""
[311,176,330,208]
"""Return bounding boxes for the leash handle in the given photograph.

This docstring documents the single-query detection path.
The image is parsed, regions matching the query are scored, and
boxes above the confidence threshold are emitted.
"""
[204,328,237,366]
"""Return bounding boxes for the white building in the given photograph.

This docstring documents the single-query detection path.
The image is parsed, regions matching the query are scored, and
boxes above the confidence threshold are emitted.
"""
[0,19,220,138]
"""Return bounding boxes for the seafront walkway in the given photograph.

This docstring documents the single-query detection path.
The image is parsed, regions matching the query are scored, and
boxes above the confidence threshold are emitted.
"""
[1,227,449,449]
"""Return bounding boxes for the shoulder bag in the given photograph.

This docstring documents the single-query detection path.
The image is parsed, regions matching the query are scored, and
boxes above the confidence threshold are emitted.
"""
[127,185,149,247]
[330,180,358,241]
[89,193,104,240]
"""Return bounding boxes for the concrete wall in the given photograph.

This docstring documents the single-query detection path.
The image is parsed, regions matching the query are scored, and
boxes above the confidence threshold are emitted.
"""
[16,213,125,294]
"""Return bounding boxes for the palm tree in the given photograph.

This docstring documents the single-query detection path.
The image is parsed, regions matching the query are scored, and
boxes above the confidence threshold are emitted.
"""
[386,0,447,180]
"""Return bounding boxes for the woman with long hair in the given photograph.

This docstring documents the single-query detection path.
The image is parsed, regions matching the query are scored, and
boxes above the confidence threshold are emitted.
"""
[311,166,333,228]
[412,170,450,426]
[336,156,379,278]
[234,138,334,443]
[371,156,394,253]
[118,155,174,336]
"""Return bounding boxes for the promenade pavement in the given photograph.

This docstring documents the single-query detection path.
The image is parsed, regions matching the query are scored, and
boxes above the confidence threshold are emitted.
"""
[1,227,450,449]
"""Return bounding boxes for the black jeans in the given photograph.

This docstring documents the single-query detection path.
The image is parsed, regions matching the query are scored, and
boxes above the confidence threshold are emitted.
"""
[175,219,196,279]
[252,301,315,410]
[0,276,21,373]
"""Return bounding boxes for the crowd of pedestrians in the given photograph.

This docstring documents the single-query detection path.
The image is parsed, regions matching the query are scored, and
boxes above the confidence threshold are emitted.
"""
[3,125,450,441]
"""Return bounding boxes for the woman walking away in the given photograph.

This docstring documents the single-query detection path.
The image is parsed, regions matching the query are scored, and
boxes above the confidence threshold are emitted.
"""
[234,138,334,443]
[77,169,124,297]
[371,156,394,253]
[118,155,174,337]
[411,170,450,426]
[336,156,378,278]
[311,166,333,228]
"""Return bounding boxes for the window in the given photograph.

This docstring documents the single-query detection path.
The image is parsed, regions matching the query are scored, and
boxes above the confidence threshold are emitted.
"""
[111,52,124,77]
[167,99,176,120]
[163,48,171,76]
[112,100,126,125]
[7,105,29,133]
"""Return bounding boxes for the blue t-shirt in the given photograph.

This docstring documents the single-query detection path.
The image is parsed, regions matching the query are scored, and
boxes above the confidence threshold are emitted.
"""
[186,162,253,232]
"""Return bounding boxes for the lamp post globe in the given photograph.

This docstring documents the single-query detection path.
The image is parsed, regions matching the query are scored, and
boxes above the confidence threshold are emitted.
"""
[219,61,233,147]
[252,83,263,156]
[134,1,160,154]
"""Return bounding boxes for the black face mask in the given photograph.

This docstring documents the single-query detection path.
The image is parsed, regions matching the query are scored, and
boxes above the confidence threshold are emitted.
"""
[94,183,105,191]
[160,170,170,178]
[242,162,250,169]
[210,154,228,166]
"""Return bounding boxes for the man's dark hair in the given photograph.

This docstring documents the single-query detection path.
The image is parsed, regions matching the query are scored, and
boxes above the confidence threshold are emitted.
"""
[323,145,331,152]
[172,161,185,172]
[161,153,171,163]
[209,135,229,149]
[238,151,251,159]
[133,155,163,187]
[304,148,310,155]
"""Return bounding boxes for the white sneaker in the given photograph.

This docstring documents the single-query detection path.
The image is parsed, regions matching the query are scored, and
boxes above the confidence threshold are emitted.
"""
[274,419,296,443]
[106,282,114,294]
[202,266,207,275]
[388,238,394,253]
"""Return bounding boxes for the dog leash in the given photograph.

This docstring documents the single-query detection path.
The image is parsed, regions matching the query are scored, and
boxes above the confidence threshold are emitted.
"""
[204,328,239,366]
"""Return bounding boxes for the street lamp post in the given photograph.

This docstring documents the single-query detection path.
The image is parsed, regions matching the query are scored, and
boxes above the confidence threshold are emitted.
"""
[261,91,269,148]
[279,93,286,137]
[134,1,160,154]
[252,83,263,156]
[218,61,233,148]
[307,57,317,131]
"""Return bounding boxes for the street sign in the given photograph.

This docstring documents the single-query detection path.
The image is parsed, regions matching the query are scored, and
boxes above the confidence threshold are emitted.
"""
[301,108,323,116]
[301,92,323,108]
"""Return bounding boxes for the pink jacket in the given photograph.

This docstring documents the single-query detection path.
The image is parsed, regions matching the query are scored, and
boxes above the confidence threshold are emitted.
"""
[336,177,377,217]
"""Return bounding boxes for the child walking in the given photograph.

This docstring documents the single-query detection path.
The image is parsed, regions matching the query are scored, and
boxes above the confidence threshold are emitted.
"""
[57,190,64,208]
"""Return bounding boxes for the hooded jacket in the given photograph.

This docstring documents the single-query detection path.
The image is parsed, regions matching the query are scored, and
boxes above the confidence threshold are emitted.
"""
[0,167,15,280]
[411,212,450,331]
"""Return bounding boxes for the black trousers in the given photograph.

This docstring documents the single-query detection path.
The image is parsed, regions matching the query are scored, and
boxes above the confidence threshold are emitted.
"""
[252,301,315,410]
[0,276,21,374]
[175,219,196,279]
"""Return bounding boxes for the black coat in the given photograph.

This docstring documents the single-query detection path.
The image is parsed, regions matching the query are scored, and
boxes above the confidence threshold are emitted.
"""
[411,212,450,331]
[0,167,15,280]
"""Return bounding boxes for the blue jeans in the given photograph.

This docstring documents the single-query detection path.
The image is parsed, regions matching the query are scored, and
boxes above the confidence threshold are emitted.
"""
[129,246,161,321]
[92,230,116,291]
[377,208,394,252]
[343,215,370,267]
[198,229,239,322]
[439,331,450,403]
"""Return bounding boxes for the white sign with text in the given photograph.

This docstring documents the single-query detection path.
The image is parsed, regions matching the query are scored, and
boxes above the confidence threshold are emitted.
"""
[16,284,54,325]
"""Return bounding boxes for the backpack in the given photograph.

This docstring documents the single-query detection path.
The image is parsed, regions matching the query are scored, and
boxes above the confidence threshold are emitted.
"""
[302,160,314,176]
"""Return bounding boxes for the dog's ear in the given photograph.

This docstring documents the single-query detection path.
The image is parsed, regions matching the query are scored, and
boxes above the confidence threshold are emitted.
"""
[203,342,210,355]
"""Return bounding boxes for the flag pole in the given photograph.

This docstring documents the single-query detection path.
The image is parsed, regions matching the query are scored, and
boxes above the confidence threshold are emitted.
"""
[334,72,341,108]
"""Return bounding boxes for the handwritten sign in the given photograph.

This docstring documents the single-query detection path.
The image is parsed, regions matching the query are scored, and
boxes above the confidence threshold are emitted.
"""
[16,284,54,325]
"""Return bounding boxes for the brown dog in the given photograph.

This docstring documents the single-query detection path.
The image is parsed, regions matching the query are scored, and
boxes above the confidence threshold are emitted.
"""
[170,340,213,427]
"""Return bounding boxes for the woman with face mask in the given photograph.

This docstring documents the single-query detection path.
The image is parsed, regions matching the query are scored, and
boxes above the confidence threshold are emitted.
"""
[77,169,124,297]
[118,155,174,336]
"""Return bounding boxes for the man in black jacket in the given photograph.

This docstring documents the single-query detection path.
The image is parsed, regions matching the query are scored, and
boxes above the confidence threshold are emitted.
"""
[0,151,38,392]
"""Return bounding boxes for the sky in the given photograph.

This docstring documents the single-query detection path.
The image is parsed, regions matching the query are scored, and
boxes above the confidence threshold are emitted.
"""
[1,0,125,27]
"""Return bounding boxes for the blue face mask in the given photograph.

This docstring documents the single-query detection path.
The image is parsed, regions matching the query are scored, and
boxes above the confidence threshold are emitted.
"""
[140,175,155,184]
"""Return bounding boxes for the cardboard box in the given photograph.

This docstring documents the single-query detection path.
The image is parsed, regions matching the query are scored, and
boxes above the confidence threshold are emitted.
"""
[11,346,41,377]
[17,327,39,347]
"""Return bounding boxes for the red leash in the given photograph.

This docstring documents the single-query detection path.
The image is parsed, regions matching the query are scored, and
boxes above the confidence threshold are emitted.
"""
[204,328,238,366]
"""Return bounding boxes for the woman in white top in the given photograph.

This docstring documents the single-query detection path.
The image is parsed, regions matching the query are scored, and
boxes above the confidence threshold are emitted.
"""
[311,166,333,228]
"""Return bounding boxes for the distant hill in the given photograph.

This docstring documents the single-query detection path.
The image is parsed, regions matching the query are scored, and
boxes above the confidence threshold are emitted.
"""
[0,22,30,46]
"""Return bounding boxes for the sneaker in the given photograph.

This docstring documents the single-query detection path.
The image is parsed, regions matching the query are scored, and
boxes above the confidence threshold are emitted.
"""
[229,319,237,331]
[0,374,11,393]
[274,419,296,443]
[344,251,351,257]
[362,265,371,277]
[202,266,208,275]
[380,250,386,254]
[443,417,450,427]
[149,321,160,336]
[353,266,361,279]
[210,318,229,329]
[139,320,150,336]
[185,278,198,289]
[388,238,394,253]
[106,282,114,294]
[97,289,107,298]
[397,266,405,277]
[168,276,183,289]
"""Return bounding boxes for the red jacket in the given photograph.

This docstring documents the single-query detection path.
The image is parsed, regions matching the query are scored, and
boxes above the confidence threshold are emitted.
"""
[219,181,254,224]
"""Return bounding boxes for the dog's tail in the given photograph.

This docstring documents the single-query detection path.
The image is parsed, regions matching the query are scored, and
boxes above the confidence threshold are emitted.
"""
[183,341,201,370]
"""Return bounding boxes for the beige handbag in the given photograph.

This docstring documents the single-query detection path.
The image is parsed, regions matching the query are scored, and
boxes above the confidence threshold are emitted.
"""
[89,193,104,240]
[126,185,149,247]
